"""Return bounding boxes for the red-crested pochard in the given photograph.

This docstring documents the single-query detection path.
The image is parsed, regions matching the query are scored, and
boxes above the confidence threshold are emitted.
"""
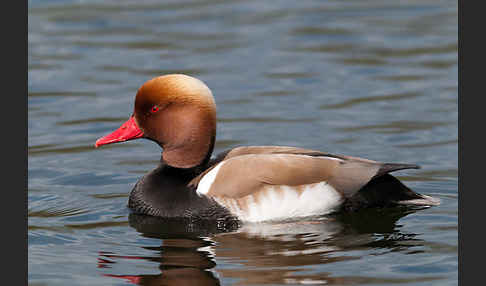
[95,74,440,222]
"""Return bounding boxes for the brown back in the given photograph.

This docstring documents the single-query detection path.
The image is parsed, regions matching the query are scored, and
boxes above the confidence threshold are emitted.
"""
[191,146,418,199]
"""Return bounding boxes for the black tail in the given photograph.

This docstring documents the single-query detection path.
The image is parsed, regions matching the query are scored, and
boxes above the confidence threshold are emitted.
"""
[373,163,420,179]
[342,174,440,212]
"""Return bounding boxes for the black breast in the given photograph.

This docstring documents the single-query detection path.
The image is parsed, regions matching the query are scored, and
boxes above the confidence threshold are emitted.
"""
[128,163,235,222]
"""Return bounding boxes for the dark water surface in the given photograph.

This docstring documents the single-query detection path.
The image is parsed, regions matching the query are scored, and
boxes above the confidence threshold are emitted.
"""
[28,0,458,285]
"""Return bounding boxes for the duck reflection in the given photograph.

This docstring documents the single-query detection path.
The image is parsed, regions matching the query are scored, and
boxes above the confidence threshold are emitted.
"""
[98,215,238,286]
[99,207,428,285]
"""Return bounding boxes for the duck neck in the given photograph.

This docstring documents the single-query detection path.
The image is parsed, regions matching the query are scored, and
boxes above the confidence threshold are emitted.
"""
[147,103,217,169]
[161,132,215,170]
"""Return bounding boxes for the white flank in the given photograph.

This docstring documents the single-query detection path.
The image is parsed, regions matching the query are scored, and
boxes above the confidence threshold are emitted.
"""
[215,181,344,222]
[196,161,225,195]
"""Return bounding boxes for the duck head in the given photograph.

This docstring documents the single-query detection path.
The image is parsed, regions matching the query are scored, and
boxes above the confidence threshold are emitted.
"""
[95,74,217,169]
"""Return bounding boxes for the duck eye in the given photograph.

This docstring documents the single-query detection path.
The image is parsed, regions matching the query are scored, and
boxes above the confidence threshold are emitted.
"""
[151,105,159,113]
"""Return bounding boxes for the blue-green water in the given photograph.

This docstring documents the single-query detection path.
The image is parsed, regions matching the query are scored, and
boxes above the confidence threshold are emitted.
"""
[28,0,458,285]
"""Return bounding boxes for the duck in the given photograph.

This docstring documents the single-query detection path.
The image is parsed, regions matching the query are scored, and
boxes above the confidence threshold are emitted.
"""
[95,74,440,223]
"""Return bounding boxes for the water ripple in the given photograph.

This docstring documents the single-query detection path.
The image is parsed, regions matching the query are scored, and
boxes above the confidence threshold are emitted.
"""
[320,92,422,109]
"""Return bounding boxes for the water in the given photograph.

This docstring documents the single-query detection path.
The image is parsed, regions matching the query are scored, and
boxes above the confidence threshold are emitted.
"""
[28,0,458,285]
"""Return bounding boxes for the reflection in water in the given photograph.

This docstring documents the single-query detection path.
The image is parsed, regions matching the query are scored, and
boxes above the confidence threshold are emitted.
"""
[100,249,220,286]
[99,215,230,286]
[98,207,439,285]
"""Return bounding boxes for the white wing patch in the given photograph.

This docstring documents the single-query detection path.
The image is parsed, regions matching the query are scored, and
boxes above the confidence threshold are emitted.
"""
[196,161,225,196]
[214,181,344,222]
[319,156,343,162]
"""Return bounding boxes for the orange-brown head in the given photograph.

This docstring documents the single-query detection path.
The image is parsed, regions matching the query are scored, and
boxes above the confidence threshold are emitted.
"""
[95,74,217,168]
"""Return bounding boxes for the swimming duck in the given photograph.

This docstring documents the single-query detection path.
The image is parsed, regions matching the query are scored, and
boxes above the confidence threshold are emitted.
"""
[95,74,439,222]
